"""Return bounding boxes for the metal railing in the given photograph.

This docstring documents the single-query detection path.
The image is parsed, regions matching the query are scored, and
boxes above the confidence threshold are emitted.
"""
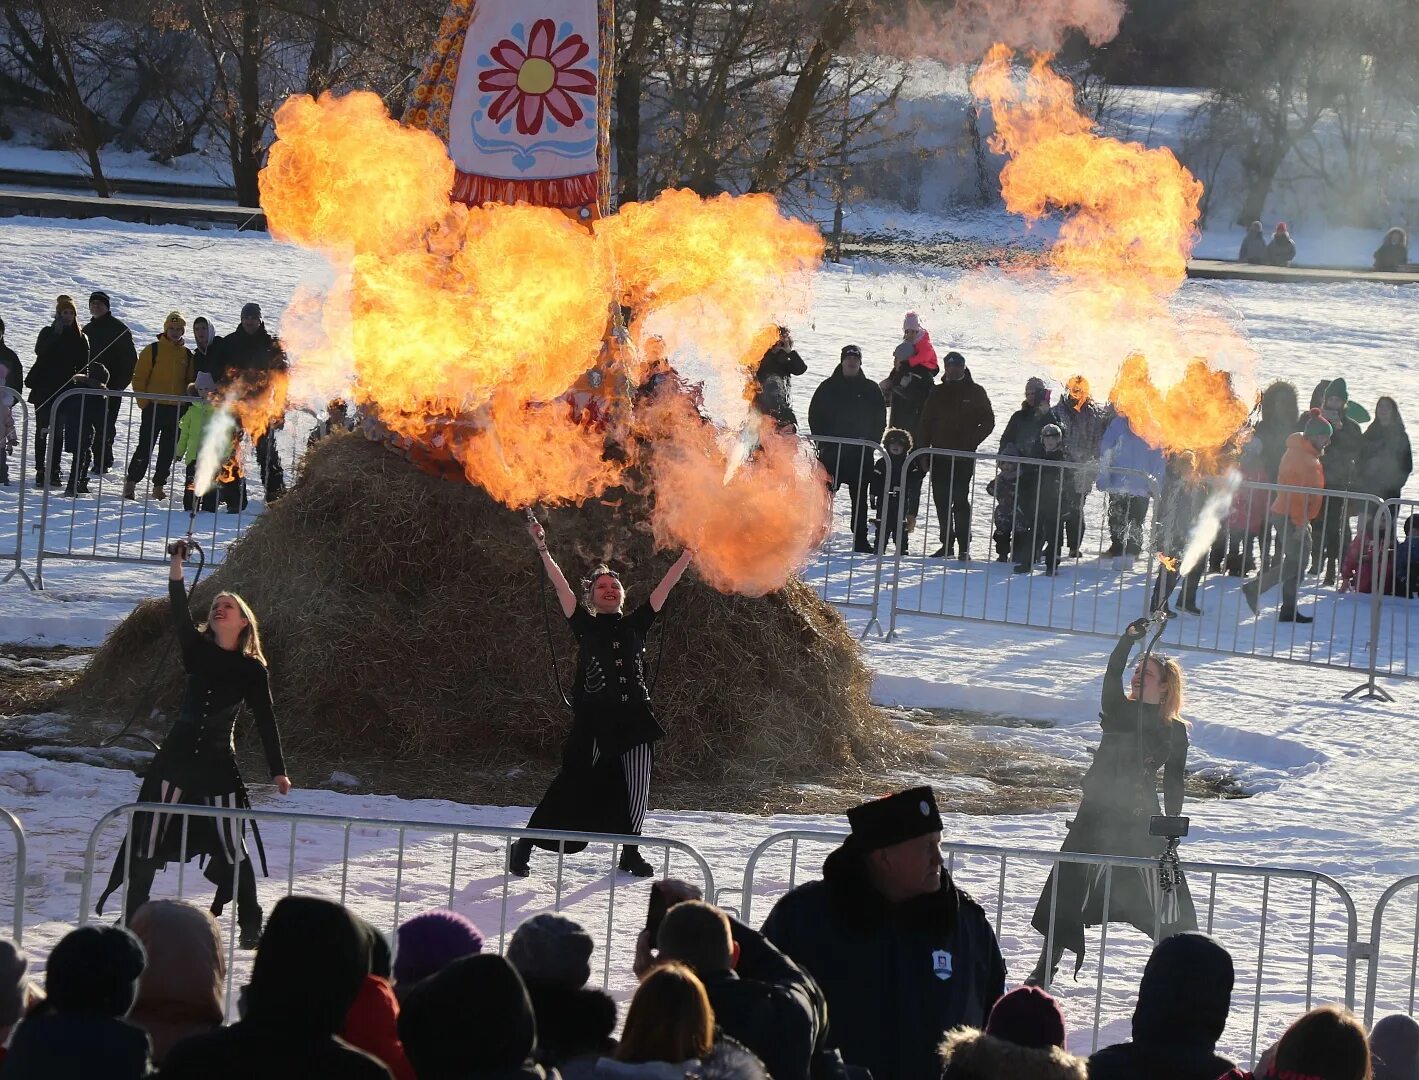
[0,808,26,943]
[805,435,891,637]
[738,829,1359,1066]
[0,389,32,587]
[1373,498,1419,684]
[79,802,714,1008]
[1364,875,1419,1028]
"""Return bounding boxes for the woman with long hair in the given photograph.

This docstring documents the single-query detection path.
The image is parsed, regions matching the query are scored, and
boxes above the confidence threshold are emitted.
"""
[595,962,715,1078]
[1361,396,1412,506]
[97,541,291,946]
[1027,618,1197,985]
[510,518,693,878]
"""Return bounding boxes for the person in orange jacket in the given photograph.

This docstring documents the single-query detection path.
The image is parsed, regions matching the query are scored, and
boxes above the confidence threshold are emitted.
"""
[1241,409,1331,623]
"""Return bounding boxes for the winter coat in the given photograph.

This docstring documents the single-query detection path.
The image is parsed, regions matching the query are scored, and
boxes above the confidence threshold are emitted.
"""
[1229,445,1271,534]
[193,339,223,379]
[56,375,109,455]
[808,366,887,485]
[1086,933,1236,1080]
[939,1027,1088,1080]
[1,1010,153,1080]
[753,346,806,423]
[1050,397,1111,491]
[1015,447,1068,526]
[158,1022,393,1079]
[1394,537,1418,598]
[1314,415,1364,493]
[592,1060,698,1079]
[919,371,995,454]
[0,342,22,397]
[1096,417,1164,497]
[999,403,1053,459]
[342,976,414,1080]
[83,313,138,391]
[127,900,224,1065]
[219,324,288,380]
[762,843,1006,1080]
[1267,233,1297,266]
[1375,238,1409,272]
[132,339,195,408]
[1252,420,1296,485]
[1239,232,1268,264]
[27,324,90,414]
[1273,433,1325,526]
[872,448,926,524]
[896,329,939,374]
[882,366,935,444]
[699,970,813,1080]
[524,980,617,1077]
[1360,421,1412,500]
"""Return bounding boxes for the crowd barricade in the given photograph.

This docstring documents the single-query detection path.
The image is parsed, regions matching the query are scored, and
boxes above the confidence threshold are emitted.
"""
[0,390,33,587]
[78,802,714,1008]
[0,808,26,944]
[737,829,1359,1067]
[883,447,1161,641]
[1363,875,1419,1028]
[1373,497,1419,684]
[804,435,890,636]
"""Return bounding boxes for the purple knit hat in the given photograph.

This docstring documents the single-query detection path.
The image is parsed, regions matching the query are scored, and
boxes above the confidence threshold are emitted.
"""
[986,985,1067,1050]
[394,910,484,988]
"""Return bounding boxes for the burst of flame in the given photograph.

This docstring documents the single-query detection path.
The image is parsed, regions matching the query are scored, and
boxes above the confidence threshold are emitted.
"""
[1158,553,1179,573]
[969,46,1253,460]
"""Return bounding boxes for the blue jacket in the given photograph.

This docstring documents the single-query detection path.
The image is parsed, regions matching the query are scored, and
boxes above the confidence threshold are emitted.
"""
[1096,417,1164,497]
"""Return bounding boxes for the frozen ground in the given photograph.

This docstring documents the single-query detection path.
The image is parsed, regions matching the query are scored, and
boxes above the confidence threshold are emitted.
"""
[1,216,1418,1064]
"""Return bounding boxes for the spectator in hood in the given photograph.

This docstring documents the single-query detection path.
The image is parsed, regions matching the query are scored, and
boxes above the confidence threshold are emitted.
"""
[191,316,223,380]
[808,345,887,554]
[1096,413,1165,559]
[594,961,714,1079]
[1268,222,1297,266]
[82,290,137,474]
[1013,422,1068,576]
[507,914,617,1079]
[398,954,549,1080]
[127,900,224,1066]
[871,427,926,554]
[938,985,1088,1080]
[1311,377,1367,586]
[1239,221,1268,264]
[27,294,90,487]
[1086,932,1236,1080]
[1271,1005,1372,1080]
[918,350,995,559]
[1375,227,1410,273]
[0,939,39,1069]
[1360,397,1412,506]
[1050,375,1112,558]
[1371,1013,1419,1080]
[879,312,938,444]
[221,302,289,501]
[123,311,195,503]
[762,786,1006,1080]
[1249,380,1301,572]
[1000,377,1054,460]
[752,326,806,427]
[2,924,151,1080]
[160,895,390,1079]
[394,909,485,1000]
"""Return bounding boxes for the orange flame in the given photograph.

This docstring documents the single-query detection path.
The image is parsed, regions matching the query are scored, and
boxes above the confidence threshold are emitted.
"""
[969,46,1252,461]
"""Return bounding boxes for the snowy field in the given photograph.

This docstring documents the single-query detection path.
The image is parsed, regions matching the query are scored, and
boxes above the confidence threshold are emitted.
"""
[1,216,1419,1064]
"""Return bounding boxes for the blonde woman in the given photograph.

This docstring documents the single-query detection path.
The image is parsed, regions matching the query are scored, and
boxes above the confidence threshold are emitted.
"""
[1027,618,1197,985]
[97,540,291,947]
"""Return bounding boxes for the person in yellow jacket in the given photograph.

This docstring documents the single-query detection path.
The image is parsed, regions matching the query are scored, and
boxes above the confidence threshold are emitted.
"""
[1242,409,1332,624]
[123,311,195,501]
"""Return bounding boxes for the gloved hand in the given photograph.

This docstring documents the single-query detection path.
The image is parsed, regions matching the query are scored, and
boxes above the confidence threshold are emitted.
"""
[1125,617,1151,639]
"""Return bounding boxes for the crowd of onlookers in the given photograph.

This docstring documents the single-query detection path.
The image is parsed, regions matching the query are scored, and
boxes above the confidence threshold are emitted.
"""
[762,312,1417,618]
[1235,223,1412,273]
[0,293,288,510]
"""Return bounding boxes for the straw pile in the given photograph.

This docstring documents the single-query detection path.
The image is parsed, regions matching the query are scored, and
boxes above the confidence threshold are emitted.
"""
[72,434,898,789]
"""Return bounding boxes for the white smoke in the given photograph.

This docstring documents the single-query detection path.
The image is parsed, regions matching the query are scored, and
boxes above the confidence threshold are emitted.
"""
[193,405,238,497]
[864,0,1125,65]
[1178,470,1242,576]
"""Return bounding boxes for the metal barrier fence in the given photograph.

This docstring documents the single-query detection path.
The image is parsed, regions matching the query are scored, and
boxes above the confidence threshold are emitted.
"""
[737,829,1359,1066]
[1374,497,1419,683]
[0,389,32,587]
[0,808,26,944]
[78,803,714,1008]
[804,435,891,636]
[1364,875,1419,1028]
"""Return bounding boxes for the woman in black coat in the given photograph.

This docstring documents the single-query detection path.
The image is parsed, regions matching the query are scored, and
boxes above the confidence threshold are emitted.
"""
[1027,619,1197,985]
[26,295,90,485]
[510,517,692,879]
[97,540,291,946]
[1360,396,1412,506]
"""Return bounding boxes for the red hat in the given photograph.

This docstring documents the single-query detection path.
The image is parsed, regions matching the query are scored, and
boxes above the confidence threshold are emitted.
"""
[986,985,1067,1050]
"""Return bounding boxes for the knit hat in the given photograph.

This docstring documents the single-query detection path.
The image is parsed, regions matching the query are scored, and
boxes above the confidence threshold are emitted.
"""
[45,925,146,1017]
[1026,376,1048,396]
[1371,1014,1419,1080]
[394,910,485,988]
[1041,423,1063,439]
[88,291,111,309]
[165,311,186,330]
[241,302,262,319]
[1276,222,1289,233]
[506,914,594,990]
[986,986,1067,1050]
[943,351,966,366]
[0,940,31,1028]
[194,371,218,394]
[1303,408,1334,440]
[845,786,942,852]
[903,311,923,334]
[55,295,76,315]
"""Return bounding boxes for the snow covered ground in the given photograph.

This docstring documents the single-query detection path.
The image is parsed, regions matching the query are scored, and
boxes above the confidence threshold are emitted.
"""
[1,216,1419,1064]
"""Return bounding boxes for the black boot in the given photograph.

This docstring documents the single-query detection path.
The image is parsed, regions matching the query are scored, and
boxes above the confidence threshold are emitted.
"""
[1279,607,1314,624]
[1182,579,1203,616]
[508,839,533,878]
[618,845,654,878]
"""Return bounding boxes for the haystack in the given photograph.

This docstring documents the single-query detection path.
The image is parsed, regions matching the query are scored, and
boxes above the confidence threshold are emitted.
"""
[72,434,899,796]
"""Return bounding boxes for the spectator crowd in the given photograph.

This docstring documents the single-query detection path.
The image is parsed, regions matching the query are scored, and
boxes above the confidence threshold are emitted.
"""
[0,786,1408,1080]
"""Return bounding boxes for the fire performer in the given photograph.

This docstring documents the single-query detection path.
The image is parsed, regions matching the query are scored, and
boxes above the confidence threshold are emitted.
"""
[97,540,291,944]
[1027,617,1196,985]
[511,517,692,878]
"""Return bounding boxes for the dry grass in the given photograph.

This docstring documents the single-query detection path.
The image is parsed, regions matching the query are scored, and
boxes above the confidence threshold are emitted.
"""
[68,433,914,791]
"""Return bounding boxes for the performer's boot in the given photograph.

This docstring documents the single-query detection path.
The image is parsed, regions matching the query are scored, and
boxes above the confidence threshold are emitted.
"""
[508,839,533,878]
[618,845,654,878]
[1024,941,1065,989]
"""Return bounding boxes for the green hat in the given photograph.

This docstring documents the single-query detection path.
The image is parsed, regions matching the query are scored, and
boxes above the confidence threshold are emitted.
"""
[1324,378,1348,403]
[1303,408,1334,439]
[1344,400,1371,424]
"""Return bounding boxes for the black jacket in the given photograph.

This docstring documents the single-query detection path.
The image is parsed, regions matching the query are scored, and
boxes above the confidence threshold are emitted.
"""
[1014,447,1067,525]
[57,375,109,454]
[1267,234,1296,265]
[1086,932,1236,1080]
[83,313,138,391]
[700,971,813,1080]
[808,366,887,483]
[918,371,995,453]
[1359,421,1412,500]
[1316,416,1364,492]
[998,404,1052,459]
[0,342,21,399]
[755,345,807,421]
[524,980,616,1074]
[871,451,925,520]
[158,1023,391,1080]
[762,845,1006,1080]
[2,1009,153,1079]
[27,324,90,412]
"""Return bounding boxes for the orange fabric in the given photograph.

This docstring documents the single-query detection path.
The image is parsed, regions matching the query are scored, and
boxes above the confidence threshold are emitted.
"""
[1271,433,1325,526]
[342,975,415,1080]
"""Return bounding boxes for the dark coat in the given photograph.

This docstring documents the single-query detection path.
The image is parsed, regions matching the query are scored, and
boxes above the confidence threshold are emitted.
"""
[762,844,1006,1080]
[27,324,90,414]
[524,981,616,1075]
[808,366,887,486]
[1,1010,153,1080]
[999,403,1053,459]
[1375,238,1409,272]
[56,374,108,455]
[1238,232,1268,264]
[1156,469,1209,555]
[872,450,925,525]
[1360,421,1412,500]
[701,971,813,1080]
[883,367,935,445]
[1014,447,1067,526]
[1267,234,1296,265]
[939,1028,1088,1080]
[219,324,287,379]
[754,346,807,423]
[1318,416,1365,492]
[918,371,995,453]
[83,313,138,391]
[158,1023,392,1080]
[0,342,21,398]
[1086,932,1236,1080]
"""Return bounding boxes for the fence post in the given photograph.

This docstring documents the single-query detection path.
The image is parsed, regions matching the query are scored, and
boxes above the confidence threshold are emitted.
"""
[1346,505,1395,702]
[1,391,34,588]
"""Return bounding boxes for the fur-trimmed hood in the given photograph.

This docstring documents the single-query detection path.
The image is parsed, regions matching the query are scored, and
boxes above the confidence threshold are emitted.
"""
[939,1027,1087,1080]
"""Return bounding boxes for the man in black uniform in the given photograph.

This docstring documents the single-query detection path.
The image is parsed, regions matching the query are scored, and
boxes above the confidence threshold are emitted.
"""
[220,302,288,500]
[82,291,137,473]
[762,786,1006,1080]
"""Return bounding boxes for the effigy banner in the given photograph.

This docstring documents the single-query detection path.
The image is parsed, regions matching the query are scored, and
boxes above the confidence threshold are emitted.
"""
[406,0,613,214]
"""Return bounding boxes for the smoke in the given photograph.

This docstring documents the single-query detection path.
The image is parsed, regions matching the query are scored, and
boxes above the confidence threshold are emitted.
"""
[1178,470,1242,576]
[862,0,1124,66]
[192,405,237,497]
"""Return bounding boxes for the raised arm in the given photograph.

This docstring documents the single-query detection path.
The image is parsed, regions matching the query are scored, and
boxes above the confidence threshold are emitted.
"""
[167,541,202,653]
[650,549,693,612]
[1101,618,1147,722]
[528,518,577,618]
